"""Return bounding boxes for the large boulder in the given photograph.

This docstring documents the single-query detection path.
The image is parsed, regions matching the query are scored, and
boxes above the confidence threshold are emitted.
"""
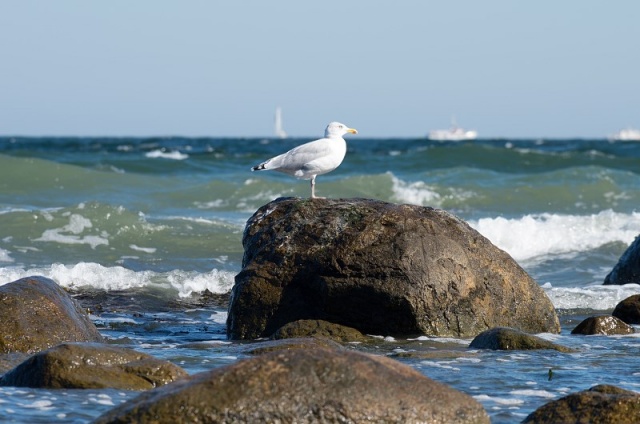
[604,236,640,285]
[228,198,560,339]
[0,276,104,353]
[522,384,640,423]
[0,343,187,390]
[93,347,489,424]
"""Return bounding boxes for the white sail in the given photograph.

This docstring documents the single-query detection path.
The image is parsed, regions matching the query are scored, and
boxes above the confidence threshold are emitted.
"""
[274,107,287,139]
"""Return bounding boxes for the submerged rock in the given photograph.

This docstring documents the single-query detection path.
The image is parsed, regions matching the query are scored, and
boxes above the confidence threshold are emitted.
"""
[604,235,640,285]
[469,327,574,352]
[571,315,634,335]
[522,384,640,424]
[612,294,640,324]
[93,347,490,424]
[0,342,187,390]
[271,319,369,342]
[0,276,103,354]
[228,198,560,339]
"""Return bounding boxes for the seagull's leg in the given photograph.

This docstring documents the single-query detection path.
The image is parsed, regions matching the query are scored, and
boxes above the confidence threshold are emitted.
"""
[310,176,316,198]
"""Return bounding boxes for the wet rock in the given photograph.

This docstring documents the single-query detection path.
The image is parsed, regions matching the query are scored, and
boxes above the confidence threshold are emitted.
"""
[244,337,344,355]
[228,198,560,339]
[271,319,369,342]
[0,342,187,390]
[522,384,640,424]
[469,327,574,352]
[612,294,640,324]
[604,235,640,285]
[93,347,490,424]
[0,276,104,354]
[571,315,634,335]
[0,353,29,376]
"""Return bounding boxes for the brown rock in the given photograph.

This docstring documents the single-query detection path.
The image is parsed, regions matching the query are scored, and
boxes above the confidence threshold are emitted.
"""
[612,294,640,324]
[244,337,344,355]
[469,327,574,352]
[571,315,635,335]
[271,319,369,342]
[93,348,489,424]
[0,342,187,390]
[0,276,103,354]
[522,384,640,423]
[228,198,560,339]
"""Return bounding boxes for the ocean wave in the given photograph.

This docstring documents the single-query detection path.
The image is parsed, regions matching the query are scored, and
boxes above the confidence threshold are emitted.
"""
[144,149,189,160]
[470,210,640,262]
[0,262,235,298]
[543,282,640,310]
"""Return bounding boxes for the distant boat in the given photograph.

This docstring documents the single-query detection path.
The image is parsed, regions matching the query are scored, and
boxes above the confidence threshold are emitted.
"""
[274,107,287,139]
[428,117,477,141]
[608,127,640,141]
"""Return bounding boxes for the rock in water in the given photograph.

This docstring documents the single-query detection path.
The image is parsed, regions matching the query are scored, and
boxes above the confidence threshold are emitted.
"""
[93,348,490,424]
[0,342,187,390]
[604,235,640,285]
[523,385,640,424]
[228,198,560,339]
[0,276,104,353]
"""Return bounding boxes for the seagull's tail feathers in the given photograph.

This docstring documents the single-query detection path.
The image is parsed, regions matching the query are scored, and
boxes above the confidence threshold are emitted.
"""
[251,158,273,172]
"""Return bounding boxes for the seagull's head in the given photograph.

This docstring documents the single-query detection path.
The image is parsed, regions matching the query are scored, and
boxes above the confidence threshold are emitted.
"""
[325,122,358,138]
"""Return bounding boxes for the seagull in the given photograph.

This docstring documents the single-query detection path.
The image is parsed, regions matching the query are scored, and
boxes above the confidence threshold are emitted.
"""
[251,122,358,198]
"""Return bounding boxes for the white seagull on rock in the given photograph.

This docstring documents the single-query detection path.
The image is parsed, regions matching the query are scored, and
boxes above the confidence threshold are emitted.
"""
[251,121,358,198]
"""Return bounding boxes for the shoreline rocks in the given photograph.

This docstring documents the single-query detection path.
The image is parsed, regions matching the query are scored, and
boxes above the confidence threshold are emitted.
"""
[228,197,560,339]
[0,276,104,354]
[93,347,490,424]
[604,235,640,285]
[523,385,640,423]
[469,327,574,352]
[0,342,187,390]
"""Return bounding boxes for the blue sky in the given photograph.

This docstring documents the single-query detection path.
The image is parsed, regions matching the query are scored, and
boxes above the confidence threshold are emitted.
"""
[1,1,639,138]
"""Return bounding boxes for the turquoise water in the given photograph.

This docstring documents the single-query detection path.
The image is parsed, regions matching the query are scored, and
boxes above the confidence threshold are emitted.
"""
[1,135,640,422]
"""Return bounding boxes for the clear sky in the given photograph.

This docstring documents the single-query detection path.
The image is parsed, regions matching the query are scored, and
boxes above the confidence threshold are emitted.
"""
[1,1,639,138]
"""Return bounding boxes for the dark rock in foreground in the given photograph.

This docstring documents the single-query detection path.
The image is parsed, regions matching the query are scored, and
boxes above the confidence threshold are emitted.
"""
[271,319,369,342]
[522,384,640,423]
[0,276,104,354]
[243,337,344,355]
[604,235,640,285]
[571,315,634,335]
[612,294,640,324]
[93,348,490,424]
[469,327,574,352]
[0,343,187,390]
[228,198,560,339]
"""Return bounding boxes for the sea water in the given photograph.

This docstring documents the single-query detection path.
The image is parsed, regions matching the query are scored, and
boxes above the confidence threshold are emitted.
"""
[0,136,639,423]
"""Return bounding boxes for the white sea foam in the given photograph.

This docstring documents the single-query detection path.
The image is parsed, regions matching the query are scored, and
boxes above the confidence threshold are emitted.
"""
[543,282,640,310]
[0,262,235,297]
[145,149,189,160]
[389,173,476,207]
[470,210,640,261]
[0,248,14,263]
[509,389,556,399]
[34,213,109,249]
[129,244,157,254]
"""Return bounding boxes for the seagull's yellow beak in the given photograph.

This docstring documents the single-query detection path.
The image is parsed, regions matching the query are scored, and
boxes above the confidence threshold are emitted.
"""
[347,128,358,134]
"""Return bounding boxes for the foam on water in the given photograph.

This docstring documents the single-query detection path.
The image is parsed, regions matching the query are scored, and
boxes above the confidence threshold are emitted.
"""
[469,210,640,262]
[0,262,235,298]
[543,282,640,310]
[144,149,189,160]
[34,213,109,249]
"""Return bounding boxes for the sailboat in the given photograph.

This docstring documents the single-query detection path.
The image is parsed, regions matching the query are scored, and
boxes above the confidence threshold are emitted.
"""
[274,107,287,139]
